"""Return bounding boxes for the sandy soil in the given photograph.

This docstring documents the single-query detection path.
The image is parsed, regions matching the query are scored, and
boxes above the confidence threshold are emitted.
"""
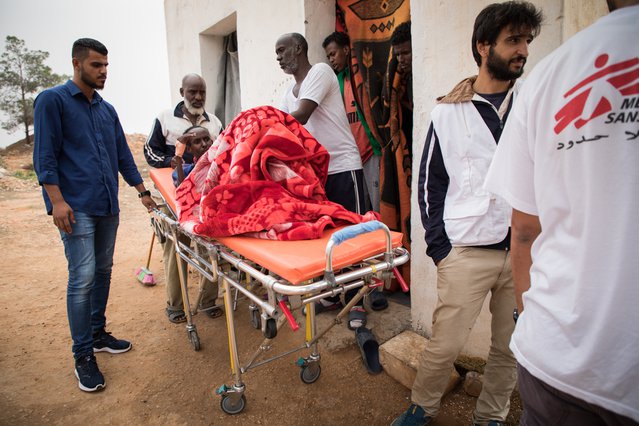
[0,136,520,425]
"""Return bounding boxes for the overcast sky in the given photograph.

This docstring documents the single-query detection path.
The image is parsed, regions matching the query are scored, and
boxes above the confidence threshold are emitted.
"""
[0,0,171,148]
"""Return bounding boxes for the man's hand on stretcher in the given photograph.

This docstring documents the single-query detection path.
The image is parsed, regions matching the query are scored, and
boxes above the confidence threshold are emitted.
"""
[135,183,157,212]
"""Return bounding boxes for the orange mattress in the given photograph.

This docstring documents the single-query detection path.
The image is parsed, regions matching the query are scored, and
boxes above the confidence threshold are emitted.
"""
[150,168,403,284]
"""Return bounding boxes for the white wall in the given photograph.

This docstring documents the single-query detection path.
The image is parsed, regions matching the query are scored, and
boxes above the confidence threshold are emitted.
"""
[164,0,607,359]
[164,0,334,113]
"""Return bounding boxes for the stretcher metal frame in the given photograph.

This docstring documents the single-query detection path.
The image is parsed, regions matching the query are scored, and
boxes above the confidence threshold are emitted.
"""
[148,168,409,415]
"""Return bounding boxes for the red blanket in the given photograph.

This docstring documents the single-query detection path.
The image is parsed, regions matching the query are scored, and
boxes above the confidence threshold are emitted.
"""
[176,106,378,240]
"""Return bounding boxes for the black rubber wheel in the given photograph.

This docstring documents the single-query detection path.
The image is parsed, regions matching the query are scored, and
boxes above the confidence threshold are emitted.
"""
[250,309,261,329]
[189,330,201,351]
[220,394,246,415]
[264,318,277,339]
[300,363,321,384]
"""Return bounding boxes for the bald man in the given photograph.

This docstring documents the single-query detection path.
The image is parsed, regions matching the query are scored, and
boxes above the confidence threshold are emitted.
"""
[144,73,223,324]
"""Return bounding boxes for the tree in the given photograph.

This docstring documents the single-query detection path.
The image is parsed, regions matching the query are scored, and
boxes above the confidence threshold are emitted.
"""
[0,36,69,144]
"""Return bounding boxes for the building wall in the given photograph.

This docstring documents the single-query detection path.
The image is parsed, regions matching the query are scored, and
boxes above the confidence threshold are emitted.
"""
[164,0,607,358]
[164,0,333,112]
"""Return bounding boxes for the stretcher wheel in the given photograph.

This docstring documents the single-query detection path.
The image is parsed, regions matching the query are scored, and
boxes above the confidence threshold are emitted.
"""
[300,363,321,384]
[250,309,261,329]
[220,394,246,415]
[264,318,277,339]
[189,330,201,351]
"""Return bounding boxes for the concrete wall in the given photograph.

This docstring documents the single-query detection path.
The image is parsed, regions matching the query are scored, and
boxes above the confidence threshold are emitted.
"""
[164,0,607,358]
[164,0,334,113]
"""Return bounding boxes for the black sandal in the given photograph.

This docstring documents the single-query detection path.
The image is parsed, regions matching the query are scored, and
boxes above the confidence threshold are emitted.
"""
[348,306,367,330]
[369,290,389,311]
[165,308,187,324]
[201,305,223,318]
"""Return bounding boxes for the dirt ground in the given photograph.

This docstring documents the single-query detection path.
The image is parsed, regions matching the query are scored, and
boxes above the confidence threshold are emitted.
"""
[0,136,521,425]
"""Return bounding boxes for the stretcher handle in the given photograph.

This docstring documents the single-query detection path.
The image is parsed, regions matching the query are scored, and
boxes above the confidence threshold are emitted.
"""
[325,221,391,287]
[329,220,385,246]
[393,267,409,293]
[278,300,299,332]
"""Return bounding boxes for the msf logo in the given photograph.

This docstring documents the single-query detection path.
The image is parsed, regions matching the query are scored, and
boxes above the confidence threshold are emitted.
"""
[553,54,639,135]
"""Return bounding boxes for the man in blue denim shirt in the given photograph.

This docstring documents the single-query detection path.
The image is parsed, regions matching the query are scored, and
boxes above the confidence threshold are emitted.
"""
[33,38,156,393]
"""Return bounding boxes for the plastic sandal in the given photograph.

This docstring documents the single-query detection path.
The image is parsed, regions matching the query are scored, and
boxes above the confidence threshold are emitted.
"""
[202,306,223,319]
[348,306,367,330]
[355,326,382,374]
[165,307,187,324]
[369,290,389,311]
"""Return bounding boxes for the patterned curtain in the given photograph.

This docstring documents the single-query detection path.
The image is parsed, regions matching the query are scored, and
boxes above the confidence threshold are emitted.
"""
[336,0,412,288]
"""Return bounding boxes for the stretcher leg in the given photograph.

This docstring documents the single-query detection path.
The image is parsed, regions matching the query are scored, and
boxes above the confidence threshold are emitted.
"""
[175,235,200,351]
[297,300,321,384]
[216,276,246,415]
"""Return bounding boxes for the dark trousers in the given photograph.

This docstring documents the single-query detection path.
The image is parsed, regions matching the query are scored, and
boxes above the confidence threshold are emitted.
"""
[324,169,366,306]
[518,364,638,426]
[325,169,366,214]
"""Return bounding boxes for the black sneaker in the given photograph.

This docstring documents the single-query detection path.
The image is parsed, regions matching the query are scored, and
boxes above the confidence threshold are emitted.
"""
[74,354,105,392]
[93,329,132,354]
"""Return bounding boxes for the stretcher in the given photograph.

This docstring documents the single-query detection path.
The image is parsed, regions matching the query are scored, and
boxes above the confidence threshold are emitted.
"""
[148,167,410,415]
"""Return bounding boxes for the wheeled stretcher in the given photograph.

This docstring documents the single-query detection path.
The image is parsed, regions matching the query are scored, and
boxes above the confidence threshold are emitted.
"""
[148,167,410,414]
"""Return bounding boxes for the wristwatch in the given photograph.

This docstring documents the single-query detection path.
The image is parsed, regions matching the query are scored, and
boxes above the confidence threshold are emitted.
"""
[138,190,151,198]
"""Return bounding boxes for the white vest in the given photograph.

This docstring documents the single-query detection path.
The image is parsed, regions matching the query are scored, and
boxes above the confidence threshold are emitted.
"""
[430,100,511,246]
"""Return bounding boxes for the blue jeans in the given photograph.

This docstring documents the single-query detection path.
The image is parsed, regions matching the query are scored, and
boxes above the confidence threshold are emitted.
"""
[60,212,119,359]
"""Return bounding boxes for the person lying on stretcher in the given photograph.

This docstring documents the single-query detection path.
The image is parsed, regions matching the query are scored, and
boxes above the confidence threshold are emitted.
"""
[171,125,212,186]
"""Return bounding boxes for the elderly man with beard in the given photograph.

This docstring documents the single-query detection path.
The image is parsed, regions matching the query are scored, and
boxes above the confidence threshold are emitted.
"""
[275,32,370,330]
[392,2,543,426]
[144,73,223,324]
[275,32,365,214]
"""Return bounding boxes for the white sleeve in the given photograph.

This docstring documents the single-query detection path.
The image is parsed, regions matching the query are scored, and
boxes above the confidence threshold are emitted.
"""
[485,87,538,216]
[298,64,332,106]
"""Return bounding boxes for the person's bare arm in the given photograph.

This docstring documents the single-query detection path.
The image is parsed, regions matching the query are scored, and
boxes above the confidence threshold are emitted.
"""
[511,208,541,311]
[134,183,157,211]
[289,99,318,125]
[42,184,74,234]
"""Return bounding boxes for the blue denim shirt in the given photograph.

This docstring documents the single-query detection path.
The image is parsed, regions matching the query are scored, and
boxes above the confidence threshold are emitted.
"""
[33,80,143,216]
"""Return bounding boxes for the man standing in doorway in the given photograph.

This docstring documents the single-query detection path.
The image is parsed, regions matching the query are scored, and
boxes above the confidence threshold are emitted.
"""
[144,73,224,324]
[322,31,382,212]
[33,38,157,392]
[485,0,639,423]
[393,3,543,425]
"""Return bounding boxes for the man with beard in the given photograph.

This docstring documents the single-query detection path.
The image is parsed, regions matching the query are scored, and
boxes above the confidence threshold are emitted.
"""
[276,32,368,330]
[393,2,543,425]
[276,32,365,214]
[144,74,223,324]
[33,38,157,392]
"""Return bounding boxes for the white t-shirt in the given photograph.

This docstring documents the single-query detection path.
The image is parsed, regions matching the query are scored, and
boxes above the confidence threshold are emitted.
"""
[485,6,639,421]
[281,63,362,174]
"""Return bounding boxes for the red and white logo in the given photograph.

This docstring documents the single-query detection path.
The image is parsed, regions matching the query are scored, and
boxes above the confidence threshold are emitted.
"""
[553,54,639,135]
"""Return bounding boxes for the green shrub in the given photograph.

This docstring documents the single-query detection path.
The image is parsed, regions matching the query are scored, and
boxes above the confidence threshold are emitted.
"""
[13,169,37,180]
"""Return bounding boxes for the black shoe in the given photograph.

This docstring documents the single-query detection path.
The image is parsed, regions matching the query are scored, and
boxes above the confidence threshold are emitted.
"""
[74,354,105,392]
[93,328,132,354]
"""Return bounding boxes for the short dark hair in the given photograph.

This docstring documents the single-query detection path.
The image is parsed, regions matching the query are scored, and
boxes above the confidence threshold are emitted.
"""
[391,21,411,46]
[322,31,350,49]
[72,38,108,60]
[472,1,543,67]
[289,33,308,55]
